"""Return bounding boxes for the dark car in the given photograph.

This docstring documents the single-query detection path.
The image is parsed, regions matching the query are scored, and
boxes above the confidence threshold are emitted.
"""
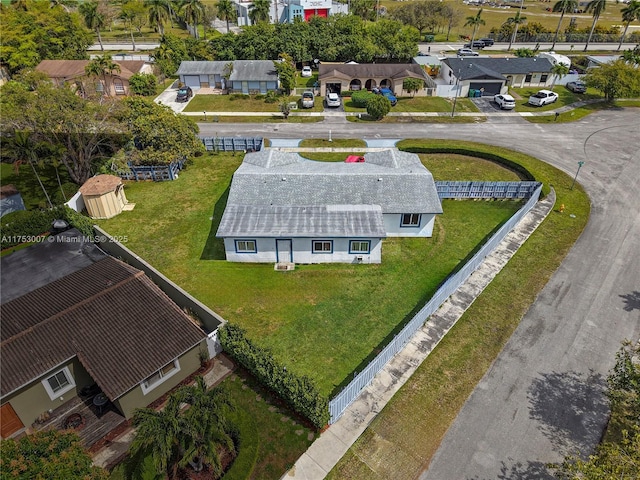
[464,40,485,49]
[372,87,397,106]
[566,81,587,93]
[480,38,495,47]
[176,86,193,102]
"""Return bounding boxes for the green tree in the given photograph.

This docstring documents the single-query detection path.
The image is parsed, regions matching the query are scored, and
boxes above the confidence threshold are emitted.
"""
[584,0,607,52]
[550,62,570,90]
[551,0,578,49]
[619,0,640,51]
[0,429,107,480]
[79,1,107,52]
[279,99,292,119]
[180,0,205,39]
[441,4,463,41]
[366,94,391,120]
[129,72,158,95]
[0,1,91,73]
[514,47,535,57]
[391,1,442,37]
[201,4,218,40]
[153,33,189,76]
[506,11,527,50]
[145,0,171,35]
[403,77,424,97]
[606,340,640,439]
[216,0,237,33]
[120,0,147,50]
[249,0,271,24]
[621,45,640,65]
[85,54,121,97]
[351,0,376,21]
[584,58,640,100]
[464,8,486,44]
[273,53,296,94]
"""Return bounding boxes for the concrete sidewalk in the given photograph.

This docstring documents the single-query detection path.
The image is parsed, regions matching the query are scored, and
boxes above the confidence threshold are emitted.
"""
[281,190,556,480]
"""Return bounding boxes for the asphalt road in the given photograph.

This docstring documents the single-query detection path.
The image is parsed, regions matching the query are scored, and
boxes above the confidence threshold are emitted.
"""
[201,110,640,479]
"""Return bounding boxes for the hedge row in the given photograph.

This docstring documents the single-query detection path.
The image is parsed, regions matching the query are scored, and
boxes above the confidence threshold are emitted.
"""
[1,206,95,249]
[401,146,536,182]
[350,90,376,108]
[219,324,330,429]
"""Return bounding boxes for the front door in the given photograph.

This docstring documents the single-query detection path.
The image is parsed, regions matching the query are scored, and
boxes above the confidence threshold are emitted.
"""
[1,403,24,438]
[276,239,292,263]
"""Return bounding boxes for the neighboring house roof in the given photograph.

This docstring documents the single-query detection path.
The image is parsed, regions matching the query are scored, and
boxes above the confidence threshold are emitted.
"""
[35,60,149,81]
[444,57,554,80]
[217,150,442,238]
[0,184,19,199]
[319,63,430,81]
[176,60,278,81]
[0,234,206,401]
[79,174,122,196]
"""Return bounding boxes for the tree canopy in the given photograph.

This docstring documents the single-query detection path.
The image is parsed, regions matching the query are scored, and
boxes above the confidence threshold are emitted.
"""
[584,59,640,100]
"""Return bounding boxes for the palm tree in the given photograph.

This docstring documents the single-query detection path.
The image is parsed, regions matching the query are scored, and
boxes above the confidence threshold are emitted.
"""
[216,0,236,33]
[6,131,54,209]
[145,0,171,35]
[584,0,607,52]
[464,8,486,44]
[249,0,270,24]
[85,55,121,97]
[180,0,205,38]
[618,0,640,51]
[550,62,569,90]
[78,1,106,51]
[551,0,578,49]
[130,396,184,480]
[507,11,527,50]
[120,2,139,51]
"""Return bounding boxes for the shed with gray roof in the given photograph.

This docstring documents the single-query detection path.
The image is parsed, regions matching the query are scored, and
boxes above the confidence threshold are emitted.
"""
[176,60,279,93]
[216,149,442,264]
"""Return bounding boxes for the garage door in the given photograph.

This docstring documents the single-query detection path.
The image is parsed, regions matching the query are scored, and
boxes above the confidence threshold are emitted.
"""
[183,75,201,88]
[469,82,502,95]
[1,403,24,438]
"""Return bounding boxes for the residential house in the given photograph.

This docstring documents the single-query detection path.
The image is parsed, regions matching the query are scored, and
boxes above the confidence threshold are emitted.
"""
[216,149,443,264]
[233,0,348,25]
[176,60,279,94]
[0,230,207,439]
[35,59,154,97]
[440,57,555,96]
[318,63,431,97]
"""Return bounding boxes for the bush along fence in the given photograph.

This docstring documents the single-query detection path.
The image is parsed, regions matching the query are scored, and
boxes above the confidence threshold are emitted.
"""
[200,137,263,153]
[117,158,186,182]
[435,181,540,199]
[219,324,330,429]
[328,183,543,423]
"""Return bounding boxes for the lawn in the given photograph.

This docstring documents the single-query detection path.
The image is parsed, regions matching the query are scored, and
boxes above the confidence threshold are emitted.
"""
[510,86,602,112]
[190,114,324,123]
[326,139,591,480]
[0,161,77,210]
[184,93,324,113]
[97,152,522,396]
[343,96,478,113]
[526,99,640,123]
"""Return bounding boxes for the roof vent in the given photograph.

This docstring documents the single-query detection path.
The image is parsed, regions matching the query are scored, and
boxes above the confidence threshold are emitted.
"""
[378,178,383,181]
[281,177,286,181]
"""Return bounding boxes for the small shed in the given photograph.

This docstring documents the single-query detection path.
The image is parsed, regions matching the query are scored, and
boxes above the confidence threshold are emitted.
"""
[79,175,128,219]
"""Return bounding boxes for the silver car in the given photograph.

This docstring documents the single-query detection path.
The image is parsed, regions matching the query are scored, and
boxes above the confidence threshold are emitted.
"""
[326,92,341,108]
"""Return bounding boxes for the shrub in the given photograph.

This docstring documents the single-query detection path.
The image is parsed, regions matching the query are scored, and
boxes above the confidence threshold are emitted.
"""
[366,94,391,120]
[128,73,158,96]
[264,91,278,103]
[219,324,329,428]
[351,90,375,107]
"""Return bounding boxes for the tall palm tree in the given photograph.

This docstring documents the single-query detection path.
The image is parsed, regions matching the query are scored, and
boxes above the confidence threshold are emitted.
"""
[550,62,569,90]
[618,0,640,51]
[507,11,527,50]
[145,0,171,35]
[85,55,121,97]
[216,0,236,33]
[6,131,54,209]
[464,8,486,44]
[248,0,270,24]
[78,1,106,51]
[180,0,204,38]
[584,0,607,52]
[551,0,578,49]
[130,396,184,480]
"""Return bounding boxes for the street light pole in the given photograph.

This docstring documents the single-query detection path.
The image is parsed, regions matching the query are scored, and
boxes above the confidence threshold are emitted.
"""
[570,161,585,190]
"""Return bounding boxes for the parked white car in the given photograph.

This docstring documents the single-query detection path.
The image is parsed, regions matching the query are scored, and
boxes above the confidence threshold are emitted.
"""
[301,66,312,77]
[457,48,479,57]
[528,90,558,106]
[494,94,516,110]
[325,92,341,108]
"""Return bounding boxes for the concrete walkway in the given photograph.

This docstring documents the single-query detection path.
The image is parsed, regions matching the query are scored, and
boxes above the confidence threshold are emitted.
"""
[281,190,556,480]
[91,354,235,470]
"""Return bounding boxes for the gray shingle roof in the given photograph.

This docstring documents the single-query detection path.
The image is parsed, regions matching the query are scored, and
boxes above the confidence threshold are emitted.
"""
[218,205,386,237]
[176,60,228,75]
[176,60,278,81]
[319,63,430,81]
[444,57,554,80]
[217,150,442,238]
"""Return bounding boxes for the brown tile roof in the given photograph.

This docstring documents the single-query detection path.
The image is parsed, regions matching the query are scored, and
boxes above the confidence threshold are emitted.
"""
[319,63,429,81]
[79,175,122,196]
[35,60,147,81]
[0,184,19,199]
[1,257,206,401]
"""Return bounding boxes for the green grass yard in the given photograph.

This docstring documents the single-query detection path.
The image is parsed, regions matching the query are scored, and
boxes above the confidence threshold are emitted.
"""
[184,93,325,113]
[98,152,522,396]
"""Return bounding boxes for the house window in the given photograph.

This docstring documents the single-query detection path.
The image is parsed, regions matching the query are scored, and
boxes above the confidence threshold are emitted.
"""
[401,213,421,227]
[540,74,548,82]
[141,359,181,395]
[312,240,333,253]
[113,79,126,95]
[349,240,370,254]
[95,81,104,93]
[235,239,257,253]
[42,367,76,400]
[525,74,532,83]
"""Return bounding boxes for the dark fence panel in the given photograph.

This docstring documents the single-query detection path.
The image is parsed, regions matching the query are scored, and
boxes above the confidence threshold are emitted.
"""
[436,181,541,199]
[118,158,186,182]
[200,137,263,152]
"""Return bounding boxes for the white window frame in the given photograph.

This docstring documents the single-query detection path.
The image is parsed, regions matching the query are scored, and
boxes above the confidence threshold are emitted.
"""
[42,366,76,400]
[401,213,421,227]
[235,239,257,253]
[312,240,333,254]
[349,240,371,254]
[140,359,181,395]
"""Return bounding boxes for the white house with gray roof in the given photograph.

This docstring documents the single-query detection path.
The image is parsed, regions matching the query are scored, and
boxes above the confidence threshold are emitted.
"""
[216,150,443,264]
[176,60,279,94]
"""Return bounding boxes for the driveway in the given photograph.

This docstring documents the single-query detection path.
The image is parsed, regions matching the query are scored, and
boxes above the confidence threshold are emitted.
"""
[200,109,640,479]
[470,96,526,124]
[154,82,192,113]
